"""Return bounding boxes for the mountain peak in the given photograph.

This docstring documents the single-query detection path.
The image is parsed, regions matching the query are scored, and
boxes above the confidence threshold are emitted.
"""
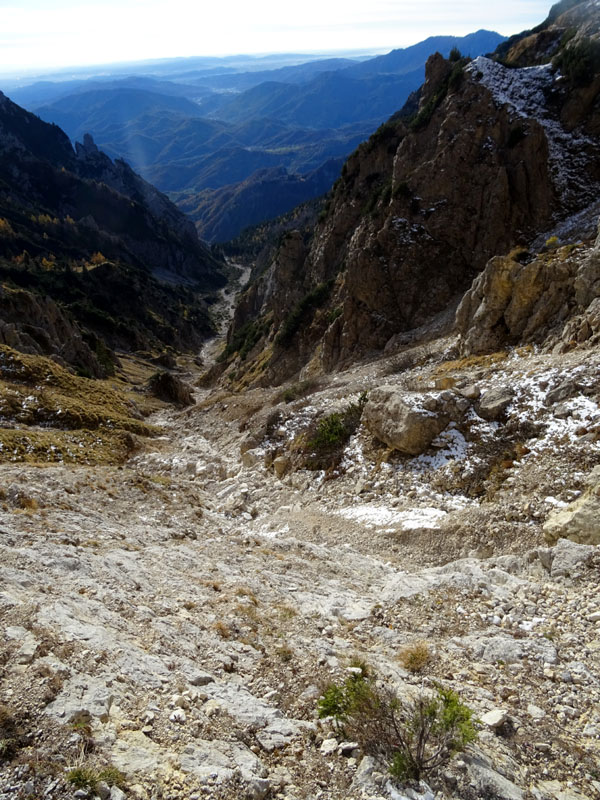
[75,131,99,155]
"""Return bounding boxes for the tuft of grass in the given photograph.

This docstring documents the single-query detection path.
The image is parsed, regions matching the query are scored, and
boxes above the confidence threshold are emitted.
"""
[214,620,231,639]
[67,765,125,792]
[67,767,99,791]
[399,641,431,673]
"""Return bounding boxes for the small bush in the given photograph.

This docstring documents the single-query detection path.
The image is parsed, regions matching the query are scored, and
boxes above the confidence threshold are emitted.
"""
[67,765,126,791]
[302,392,367,471]
[98,766,126,788]
[399,641,431,673]
[554,37,600,86]
[318,672,476,783]
[67,767,99,791]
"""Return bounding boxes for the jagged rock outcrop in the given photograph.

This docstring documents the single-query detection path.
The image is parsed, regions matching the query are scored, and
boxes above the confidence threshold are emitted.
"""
[0,284,104,376]
[457,220,600,354]
[0,93,225,289]
[223,0,600,386]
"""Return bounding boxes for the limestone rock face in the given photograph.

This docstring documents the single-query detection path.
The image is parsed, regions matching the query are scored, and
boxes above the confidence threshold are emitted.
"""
[363,387,465,455]
[0,284,105,377]
[575,220,600,308]
[543,467,600,545]
[457,221,600,356]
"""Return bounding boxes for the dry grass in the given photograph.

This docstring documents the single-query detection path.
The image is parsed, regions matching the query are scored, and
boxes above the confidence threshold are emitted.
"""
[433,351,509,378]
[214,620,231,639]
[399,641,431,673]
[0,345,159,465]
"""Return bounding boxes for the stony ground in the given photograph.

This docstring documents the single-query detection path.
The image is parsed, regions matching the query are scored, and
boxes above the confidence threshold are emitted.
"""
[1,281,600,800]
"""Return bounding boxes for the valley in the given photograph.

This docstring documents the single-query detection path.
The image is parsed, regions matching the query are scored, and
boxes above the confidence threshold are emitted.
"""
[0,0,600,798]
[4,32,503,242]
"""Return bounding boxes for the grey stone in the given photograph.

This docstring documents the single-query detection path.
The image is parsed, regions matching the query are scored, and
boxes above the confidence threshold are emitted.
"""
[350,756,379,793]
[320,738,338,756]
[188,670,215,687]
[273,456,290,478]
[45,675,114,722]
[96,781,110,800]
[363,387,456,455]
[466,755,524,800]
[477,388,514,421]
[481,708,508,728]
[241,448,264,468]
[546,380,583,405]
[548,538,596,577]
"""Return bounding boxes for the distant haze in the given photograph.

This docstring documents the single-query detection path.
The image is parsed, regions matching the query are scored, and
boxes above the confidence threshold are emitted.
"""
[1,0,552,74]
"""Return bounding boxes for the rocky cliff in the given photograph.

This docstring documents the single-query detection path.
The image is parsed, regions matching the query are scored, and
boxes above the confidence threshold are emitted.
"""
[0,94,227,373]
[0,95,225,288]
[222,0,600,387]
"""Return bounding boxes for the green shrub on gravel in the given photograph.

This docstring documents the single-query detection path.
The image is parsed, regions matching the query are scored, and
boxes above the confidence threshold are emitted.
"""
[302,392,367,471]
[318,671,476,783]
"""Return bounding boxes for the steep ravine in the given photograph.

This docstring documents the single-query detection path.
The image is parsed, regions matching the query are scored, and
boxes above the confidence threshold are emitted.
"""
[1,263,600,799]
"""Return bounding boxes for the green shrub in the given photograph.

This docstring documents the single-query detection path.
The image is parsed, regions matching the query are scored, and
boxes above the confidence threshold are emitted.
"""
[303,392,367,470]
[67,767,99,791]
[67,765,126,791]
[554,37,600,86]
[318,672,476,783]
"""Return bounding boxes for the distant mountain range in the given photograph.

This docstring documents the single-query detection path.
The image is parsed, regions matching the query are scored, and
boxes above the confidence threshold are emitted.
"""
[5,30,505,241]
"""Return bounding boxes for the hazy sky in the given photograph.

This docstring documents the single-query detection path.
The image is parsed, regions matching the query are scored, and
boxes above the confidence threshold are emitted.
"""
[0,0,553,75]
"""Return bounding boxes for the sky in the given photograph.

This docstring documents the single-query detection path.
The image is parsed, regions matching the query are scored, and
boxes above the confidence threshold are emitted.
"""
[0,0,554,76]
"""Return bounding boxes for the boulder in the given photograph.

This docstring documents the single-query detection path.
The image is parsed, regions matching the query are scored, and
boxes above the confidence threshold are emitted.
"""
[480,708,509,729]
[148,371,195,407]
[544,467,600,545]
[273,456,290,478]
[363,387,465,455]
[477,387,514,421]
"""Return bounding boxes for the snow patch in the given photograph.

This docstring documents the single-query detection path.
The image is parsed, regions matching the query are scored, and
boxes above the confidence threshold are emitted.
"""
[337,504,446,530]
